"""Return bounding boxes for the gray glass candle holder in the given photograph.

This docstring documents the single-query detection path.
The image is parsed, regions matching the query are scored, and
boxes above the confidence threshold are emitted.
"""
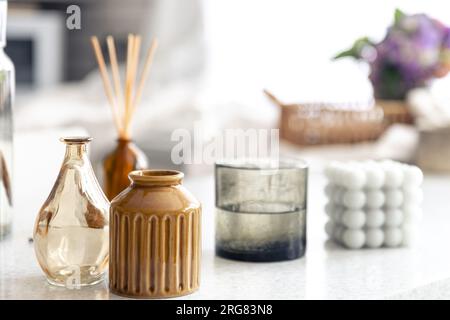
[215,158,308,262]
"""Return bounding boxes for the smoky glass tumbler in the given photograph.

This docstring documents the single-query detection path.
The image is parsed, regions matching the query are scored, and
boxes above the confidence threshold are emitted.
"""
[215,158,308,262]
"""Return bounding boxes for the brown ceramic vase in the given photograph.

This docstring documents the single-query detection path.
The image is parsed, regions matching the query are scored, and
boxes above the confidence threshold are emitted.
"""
[109,170,201,298]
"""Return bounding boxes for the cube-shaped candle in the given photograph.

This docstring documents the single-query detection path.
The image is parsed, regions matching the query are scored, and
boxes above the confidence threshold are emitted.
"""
[324,160,423,249]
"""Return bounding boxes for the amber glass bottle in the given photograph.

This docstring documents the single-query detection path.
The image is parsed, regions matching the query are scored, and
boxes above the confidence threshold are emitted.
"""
[34,137,109,287]
[0,1,15,238]
[102,139,148,200]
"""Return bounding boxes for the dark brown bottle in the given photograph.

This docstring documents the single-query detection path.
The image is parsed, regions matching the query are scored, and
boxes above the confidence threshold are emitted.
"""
[102,139,148,200]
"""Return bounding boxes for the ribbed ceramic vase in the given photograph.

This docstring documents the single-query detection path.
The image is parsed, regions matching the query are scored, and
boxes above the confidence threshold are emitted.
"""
[109,170,201,298]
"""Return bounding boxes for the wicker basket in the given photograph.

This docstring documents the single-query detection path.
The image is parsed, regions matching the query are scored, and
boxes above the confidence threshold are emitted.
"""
[265,90,386,146]
[376,99,414,126]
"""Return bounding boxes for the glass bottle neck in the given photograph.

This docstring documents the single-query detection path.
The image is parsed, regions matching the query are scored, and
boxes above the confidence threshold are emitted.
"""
[64,144,88,161]
[0,1,7,48]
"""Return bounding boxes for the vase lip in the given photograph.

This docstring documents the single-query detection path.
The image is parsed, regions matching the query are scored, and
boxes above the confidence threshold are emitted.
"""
[129,169,184,185]
[60,136,92,144]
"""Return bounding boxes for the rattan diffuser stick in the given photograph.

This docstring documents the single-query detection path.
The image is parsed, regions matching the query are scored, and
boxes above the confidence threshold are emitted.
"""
[90,34,158,140]
[90,37,123,136]
[129,39,158,130]
[106,36,124,122]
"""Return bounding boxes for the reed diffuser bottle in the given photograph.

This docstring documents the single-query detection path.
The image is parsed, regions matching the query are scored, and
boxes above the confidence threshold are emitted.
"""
[91,35,157,200]
[0,1,14,238]
[103,138,147,200]
[33,137,109,287]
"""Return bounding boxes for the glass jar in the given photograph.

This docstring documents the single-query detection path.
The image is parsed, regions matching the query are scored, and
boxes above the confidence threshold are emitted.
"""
[0,1,15,238]
[33,137,109,287]
[215,158,308,262]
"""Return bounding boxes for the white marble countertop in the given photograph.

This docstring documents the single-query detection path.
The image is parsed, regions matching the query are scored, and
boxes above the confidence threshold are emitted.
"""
[2,129,450,300]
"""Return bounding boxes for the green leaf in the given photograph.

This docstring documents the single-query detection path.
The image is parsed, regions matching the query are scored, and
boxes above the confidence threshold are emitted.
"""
[333,37,373,60]
[333,49,357,60]
[394,8,405,24]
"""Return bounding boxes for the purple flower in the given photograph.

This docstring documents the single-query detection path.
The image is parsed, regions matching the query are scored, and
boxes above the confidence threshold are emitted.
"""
[335,10,450,99]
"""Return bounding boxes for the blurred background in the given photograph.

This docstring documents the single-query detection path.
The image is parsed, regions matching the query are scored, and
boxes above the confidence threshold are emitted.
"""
[7,0,450,175]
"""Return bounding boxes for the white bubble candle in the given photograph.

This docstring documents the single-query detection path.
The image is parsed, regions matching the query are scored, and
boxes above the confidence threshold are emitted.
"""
[324,160,423,249]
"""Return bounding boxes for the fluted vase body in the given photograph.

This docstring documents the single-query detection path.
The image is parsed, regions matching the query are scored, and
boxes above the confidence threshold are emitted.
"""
[110,170,201,298]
